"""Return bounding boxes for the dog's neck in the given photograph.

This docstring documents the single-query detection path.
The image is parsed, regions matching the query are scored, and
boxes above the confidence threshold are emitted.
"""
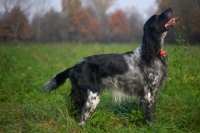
[158,31,167,55]
[160,31,167,50]
[141,31,168,63]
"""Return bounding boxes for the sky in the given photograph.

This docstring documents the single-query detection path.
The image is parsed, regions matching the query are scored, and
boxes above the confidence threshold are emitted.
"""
[49,0,157,19]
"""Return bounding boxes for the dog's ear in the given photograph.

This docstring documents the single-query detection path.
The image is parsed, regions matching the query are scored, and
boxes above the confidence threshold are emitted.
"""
[141,32,159,64]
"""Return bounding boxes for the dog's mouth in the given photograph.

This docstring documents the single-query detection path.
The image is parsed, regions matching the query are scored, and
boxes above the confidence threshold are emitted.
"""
[165,16,180,29]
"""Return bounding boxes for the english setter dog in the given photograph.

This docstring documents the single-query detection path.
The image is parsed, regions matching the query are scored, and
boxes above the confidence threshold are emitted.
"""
[43,7,180,125]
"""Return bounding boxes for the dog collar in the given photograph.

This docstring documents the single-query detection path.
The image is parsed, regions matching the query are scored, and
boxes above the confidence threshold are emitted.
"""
[157,50,167,55]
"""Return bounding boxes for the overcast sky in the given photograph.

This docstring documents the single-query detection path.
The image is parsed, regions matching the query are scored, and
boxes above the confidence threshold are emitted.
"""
[49,0,157,19]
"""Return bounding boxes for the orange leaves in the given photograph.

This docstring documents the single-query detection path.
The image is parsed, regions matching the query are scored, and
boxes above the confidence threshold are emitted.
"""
[69,9,102,43]
[0,0,142,43]
[107,10,131,42]
[0,6,30,42]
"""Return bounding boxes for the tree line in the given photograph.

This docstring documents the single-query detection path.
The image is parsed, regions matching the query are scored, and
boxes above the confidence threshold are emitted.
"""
[0,0,199,44]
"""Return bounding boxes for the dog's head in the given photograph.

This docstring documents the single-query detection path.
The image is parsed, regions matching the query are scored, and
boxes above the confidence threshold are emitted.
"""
[144,7,180,34]
[142,7,180,63]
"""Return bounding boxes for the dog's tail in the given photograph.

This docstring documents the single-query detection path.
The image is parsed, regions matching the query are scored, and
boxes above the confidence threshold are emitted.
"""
[42,67,72,93]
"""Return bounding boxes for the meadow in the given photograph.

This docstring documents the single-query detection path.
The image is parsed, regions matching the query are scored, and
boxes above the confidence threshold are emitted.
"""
[0,43,200,133]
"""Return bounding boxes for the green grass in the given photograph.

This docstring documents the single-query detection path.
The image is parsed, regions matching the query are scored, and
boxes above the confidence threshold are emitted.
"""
[0,43,200,133]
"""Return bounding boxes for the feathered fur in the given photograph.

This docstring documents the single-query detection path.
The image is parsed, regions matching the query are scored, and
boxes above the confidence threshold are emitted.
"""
[42,7,179,125]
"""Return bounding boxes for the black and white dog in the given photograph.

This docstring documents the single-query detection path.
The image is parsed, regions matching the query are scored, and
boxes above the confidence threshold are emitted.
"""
[43,7,179,125]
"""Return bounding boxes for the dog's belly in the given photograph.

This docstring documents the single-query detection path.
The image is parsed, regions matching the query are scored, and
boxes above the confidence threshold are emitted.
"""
[102,72,146,96]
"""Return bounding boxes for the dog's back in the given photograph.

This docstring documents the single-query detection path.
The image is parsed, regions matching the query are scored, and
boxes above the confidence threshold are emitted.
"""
[42,7,179,125]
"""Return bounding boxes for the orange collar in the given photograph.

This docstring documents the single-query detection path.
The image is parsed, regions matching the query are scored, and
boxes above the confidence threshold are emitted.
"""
[157,50,167,55]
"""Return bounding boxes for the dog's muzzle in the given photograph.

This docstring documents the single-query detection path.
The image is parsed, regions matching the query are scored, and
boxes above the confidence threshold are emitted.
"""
[165,16,180,29]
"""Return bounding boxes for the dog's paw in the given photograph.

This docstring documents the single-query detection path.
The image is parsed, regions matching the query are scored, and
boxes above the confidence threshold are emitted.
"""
[78,121,85,126]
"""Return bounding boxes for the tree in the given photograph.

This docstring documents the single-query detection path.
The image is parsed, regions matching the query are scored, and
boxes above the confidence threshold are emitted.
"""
[107,10,131,43]
[30,0,50,42]
[190,9,200,43]
[69,9,102,42]
[3,6,30,41]
[30,13,43,42]
[0,0,41,42]
[84,5,98,19]
[33,9,69,43]
[62,0,81,18]
[0,23,14,42]
[60,0,82,42]
[0,0,37,17]
[85,0,115,26]
[9,6,30,40]
[125,7,144,42]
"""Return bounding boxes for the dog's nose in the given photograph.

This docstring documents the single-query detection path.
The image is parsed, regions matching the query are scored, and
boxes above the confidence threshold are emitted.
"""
[165,7,173,13]
[166,7,172,11]
[164,7,173,18]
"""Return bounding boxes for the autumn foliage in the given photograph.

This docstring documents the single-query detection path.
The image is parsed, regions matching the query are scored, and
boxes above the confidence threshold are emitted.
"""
[69,9,102,42]
[0,0,199,44]
[0,6,30,42]
[107,10,131,42]
[62,0,81,18]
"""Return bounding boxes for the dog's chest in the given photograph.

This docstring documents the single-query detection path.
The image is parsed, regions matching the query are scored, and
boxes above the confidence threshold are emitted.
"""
[118,53,167,92]
[124,62,166,87]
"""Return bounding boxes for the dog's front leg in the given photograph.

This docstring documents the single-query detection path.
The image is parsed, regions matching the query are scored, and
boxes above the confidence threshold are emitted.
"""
[140,91,156,123]
[141,99,156,122]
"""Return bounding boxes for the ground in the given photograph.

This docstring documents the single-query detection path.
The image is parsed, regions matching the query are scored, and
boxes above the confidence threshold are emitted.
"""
[0,43,200,132]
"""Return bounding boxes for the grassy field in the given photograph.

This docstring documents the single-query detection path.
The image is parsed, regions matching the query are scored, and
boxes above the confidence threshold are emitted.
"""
[0,43,200,133]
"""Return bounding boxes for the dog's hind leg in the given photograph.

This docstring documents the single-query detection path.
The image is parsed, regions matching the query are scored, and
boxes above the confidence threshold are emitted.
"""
[79,89,100,126]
